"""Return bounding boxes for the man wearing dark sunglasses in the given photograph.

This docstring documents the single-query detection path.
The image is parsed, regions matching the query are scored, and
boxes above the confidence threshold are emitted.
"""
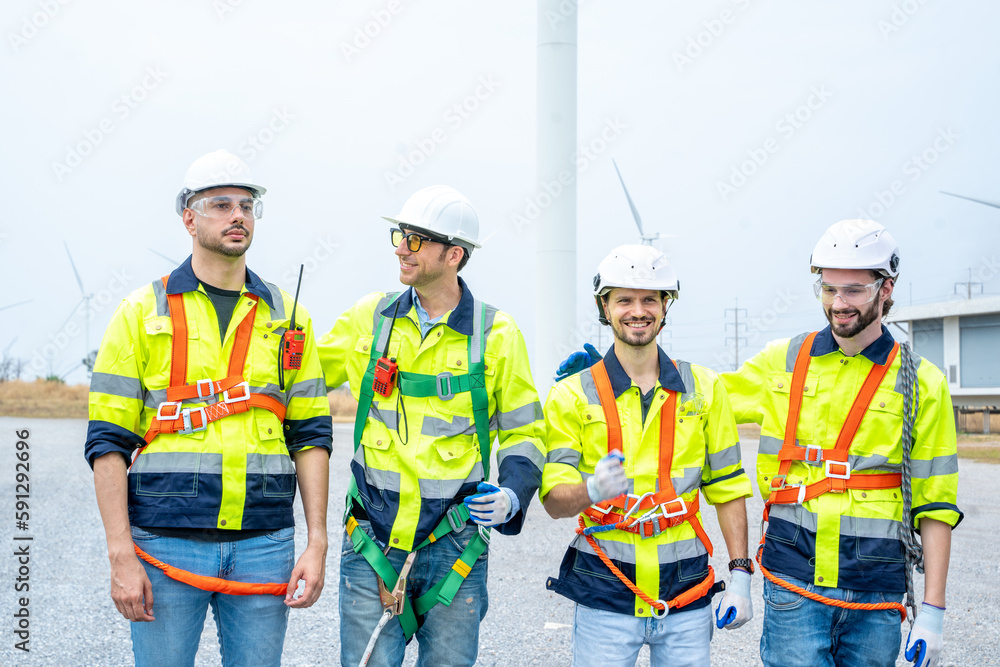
[319,185,545,666]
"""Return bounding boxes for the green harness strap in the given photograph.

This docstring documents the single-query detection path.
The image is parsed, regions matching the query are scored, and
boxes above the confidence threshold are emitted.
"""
[345,295,492,639]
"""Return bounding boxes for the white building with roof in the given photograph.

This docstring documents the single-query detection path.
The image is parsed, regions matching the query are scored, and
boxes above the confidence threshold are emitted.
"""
[887,296,1000,429]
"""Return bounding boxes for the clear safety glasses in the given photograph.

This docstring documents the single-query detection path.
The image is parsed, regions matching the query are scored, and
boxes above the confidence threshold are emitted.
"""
[391,228,444,252]
[813,278,884,306]
[189,195,263,220]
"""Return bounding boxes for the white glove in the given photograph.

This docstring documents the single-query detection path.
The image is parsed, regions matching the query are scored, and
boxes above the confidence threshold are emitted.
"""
[586,450,627,503]
[463,483,514,527]
[715,568,753,629]
[905,603,944,667]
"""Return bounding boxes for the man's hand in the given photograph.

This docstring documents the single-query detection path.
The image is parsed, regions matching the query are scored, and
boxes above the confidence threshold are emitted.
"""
[586,450,627,503]
[555,343,602,382]
[715,569,752,629]
[285,542,327,608]
[110,549,155,622]
[905,603,945,667]
[463,482,514,527]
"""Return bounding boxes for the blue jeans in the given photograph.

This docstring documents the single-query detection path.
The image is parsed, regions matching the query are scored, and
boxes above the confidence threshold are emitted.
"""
[761,572,902,667]
[130,525,295,667]
[572,603,712,667]
[339,518,489,667]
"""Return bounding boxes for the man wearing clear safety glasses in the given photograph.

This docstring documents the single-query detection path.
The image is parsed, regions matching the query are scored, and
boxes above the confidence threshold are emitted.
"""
[722,219,961,667]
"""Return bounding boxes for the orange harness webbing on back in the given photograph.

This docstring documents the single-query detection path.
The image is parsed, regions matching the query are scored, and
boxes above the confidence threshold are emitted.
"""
[758,331,907,622]
[578,359,717,615]
[134,544,288,596]
[131,278,290,595]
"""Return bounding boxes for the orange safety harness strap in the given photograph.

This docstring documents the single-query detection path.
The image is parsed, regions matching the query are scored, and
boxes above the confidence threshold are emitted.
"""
[579,359,716,614]
[134,543,288,596]
[135,277,286,452]
[761,331,907,622]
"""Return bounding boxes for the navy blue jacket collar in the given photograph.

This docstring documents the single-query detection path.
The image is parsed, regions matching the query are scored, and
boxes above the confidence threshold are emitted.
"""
[811,324,896,365]
[165,255,277,311]
[380,277,475,336]
[603,344,687,399]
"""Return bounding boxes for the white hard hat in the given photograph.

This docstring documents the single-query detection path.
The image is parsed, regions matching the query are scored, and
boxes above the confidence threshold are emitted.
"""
[175,149,266,215]
[382,185,481,250]
[810,219,900,279]
[593,245,679,326]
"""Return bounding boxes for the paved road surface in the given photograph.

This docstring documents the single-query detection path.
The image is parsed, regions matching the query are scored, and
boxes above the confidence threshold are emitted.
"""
[0,418,996,665]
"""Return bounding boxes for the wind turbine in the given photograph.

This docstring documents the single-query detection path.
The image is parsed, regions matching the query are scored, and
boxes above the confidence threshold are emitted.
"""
[941,191,1000,210]
[612,160,662,246]
[64,242,96,376]
[149,248,181,266]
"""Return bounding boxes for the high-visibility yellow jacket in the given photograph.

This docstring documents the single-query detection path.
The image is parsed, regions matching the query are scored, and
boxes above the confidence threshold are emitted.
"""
[84,258,333,531]
[722,326,962,593]
[318,278,545,551]
[541,347,753,617]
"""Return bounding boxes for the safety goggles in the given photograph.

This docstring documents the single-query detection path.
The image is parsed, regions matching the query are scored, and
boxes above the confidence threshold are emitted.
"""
[189,195,263,220]
[813,278,884,306]
[391,228,447,252]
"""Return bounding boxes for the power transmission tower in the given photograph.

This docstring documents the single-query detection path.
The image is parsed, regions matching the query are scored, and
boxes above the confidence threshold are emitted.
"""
[724,298,748,371]
[954,268,983,300]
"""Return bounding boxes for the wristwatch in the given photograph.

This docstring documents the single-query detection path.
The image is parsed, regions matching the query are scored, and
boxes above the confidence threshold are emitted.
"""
[728,558,754,574]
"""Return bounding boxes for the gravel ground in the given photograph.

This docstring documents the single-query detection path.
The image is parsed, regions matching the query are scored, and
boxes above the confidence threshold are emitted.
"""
[0,418,996,666]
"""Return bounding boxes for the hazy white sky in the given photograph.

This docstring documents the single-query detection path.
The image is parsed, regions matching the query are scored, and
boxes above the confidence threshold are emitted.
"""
[2,0,998,385]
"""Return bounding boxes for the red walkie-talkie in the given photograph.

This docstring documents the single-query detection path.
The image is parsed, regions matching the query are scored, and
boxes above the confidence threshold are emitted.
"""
[279,266,305,390]
[372,300,401,397]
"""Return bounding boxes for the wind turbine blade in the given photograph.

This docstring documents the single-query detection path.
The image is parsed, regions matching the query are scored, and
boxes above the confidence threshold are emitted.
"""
[613,160,645,237]
[64,241,86,296]
[55,300,84,334]
[941,191,1000,210]
[2,336,17,357]
[0,299,32,313]
[148,248,181,265]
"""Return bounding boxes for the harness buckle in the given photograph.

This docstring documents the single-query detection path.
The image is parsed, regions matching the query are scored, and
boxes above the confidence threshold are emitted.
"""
[446,505,466,534]
[824,460,851,480]
[156,401,182,421]
[588,502,614,516]
[804,444,822,464]
[624,492,655,519]
[658,498,688,519]
[222,381,251,404]
[436,372,455,401]
[769,474,787,490]
[790,484,807,505]
[478,524,491,545]
[195,378,215,398]
[179,407,208,435]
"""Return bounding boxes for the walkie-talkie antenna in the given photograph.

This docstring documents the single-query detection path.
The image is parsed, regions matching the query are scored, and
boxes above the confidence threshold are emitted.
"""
[290,264,304,330]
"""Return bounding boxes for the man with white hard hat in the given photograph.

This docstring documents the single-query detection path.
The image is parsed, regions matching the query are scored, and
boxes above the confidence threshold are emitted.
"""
[318,185,545,665]
[722,219,961,667]
[86,149,332,665]
[542,245,755,666]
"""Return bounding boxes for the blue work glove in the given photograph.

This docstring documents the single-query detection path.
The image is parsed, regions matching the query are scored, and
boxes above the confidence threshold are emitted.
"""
[463,483,515,527]
[554,343,601,382]
[715,569,753,629]
[586,450,627,503]
[905,603,945,667]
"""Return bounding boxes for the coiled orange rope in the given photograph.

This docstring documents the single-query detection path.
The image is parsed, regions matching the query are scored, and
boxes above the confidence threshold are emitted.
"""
[134,544,288,596]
